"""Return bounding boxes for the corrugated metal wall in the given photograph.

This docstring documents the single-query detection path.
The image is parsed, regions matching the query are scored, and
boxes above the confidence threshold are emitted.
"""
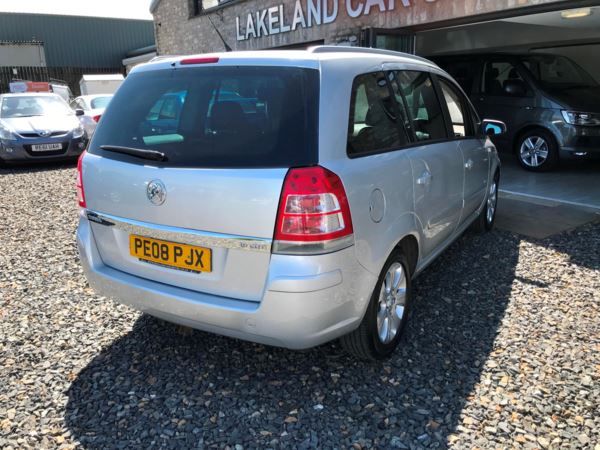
[0,13,154,68]
[0,66,120,96]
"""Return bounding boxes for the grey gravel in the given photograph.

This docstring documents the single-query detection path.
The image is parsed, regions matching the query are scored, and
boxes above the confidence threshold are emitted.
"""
[0,164,598,449]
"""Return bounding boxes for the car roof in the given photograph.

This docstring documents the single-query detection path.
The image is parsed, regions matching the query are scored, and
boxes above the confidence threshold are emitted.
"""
[131,46,438,74]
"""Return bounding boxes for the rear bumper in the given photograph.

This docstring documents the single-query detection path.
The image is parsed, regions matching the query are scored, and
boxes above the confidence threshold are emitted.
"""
[77,215,377,349]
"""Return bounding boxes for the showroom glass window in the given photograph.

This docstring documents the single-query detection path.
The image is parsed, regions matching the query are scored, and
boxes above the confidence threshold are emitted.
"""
[439,60,477,95]
[347,72,409,156]
[482,61,528,96]
[390,71,447,142]
[196,0,234,12]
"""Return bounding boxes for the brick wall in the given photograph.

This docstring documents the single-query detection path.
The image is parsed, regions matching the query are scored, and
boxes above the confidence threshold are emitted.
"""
[153,0,566,55]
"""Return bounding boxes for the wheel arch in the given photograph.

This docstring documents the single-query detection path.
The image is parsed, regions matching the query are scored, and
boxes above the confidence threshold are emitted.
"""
[394,233,419,277]
[512,124,559,153]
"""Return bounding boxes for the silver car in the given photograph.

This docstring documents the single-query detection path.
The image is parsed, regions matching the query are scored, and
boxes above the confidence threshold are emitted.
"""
[77,47,503,359]
[0,93,86,164]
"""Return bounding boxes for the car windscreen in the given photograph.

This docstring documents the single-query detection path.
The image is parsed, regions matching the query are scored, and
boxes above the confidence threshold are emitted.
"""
[89,66,319,168]
[90,96,112,109]
[520,55,597,89]
[0,95,73,118]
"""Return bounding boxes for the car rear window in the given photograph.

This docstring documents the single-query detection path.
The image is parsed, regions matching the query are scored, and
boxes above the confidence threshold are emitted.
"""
[88,66,319,168]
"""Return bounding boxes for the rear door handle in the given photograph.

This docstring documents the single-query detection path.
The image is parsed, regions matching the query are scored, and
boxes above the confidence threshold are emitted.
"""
[465,159,474,170]
[416,171,432,186]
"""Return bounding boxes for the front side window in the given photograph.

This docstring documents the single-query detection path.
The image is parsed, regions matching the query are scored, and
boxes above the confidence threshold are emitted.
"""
[438,78,468,138]
[89,66,319,168]
[391,71,447,142]
[482,61,528,96]
[90,96,112,109]
[347,72,408,156]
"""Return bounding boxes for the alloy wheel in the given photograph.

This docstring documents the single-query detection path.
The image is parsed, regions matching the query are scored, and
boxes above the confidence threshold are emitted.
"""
[486,177,498,225]
[519,136,549,168]
[377,262,407,344]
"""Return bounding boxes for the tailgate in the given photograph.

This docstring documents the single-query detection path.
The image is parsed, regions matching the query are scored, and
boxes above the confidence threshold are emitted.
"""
[84,154,287,302]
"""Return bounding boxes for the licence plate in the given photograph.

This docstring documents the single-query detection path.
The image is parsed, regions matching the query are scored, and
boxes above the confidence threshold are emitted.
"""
[129,235,212,273]
[31,143,63,152]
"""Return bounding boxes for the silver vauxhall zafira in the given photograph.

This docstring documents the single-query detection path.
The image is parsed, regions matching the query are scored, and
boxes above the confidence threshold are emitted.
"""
[77,47,503,359]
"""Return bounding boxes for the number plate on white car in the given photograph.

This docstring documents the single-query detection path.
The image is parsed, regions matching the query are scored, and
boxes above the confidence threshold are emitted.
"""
[31,143,63,152]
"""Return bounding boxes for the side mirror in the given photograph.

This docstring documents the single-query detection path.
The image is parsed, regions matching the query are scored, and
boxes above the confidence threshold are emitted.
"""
[503,80,527,97]
[75,108,85,117]
[482,119,507,136]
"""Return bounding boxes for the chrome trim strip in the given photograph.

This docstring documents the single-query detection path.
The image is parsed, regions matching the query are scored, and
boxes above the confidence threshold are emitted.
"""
[85,210,272,254]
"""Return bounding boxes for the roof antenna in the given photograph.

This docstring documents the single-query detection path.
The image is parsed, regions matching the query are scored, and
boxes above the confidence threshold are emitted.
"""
[206,14,232,52]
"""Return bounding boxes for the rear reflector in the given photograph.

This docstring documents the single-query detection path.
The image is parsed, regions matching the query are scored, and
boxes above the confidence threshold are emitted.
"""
[273,166,354,255]
[180,56,220,65]
[92,115,101,123]
[76,151,86,208]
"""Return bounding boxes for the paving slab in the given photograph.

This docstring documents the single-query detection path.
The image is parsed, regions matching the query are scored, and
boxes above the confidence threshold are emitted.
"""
[498,154,600,211]
[496,193,600,239]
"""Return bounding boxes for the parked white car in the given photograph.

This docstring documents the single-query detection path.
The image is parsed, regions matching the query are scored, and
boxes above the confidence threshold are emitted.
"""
[70,94,113,138]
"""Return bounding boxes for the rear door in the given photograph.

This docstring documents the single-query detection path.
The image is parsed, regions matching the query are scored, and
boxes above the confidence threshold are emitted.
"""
[436,76,489,218]
[389,70,464,258]
[83,65,319,302]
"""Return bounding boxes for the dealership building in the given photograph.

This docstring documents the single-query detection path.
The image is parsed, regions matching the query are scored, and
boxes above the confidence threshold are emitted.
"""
[149,0,599,81]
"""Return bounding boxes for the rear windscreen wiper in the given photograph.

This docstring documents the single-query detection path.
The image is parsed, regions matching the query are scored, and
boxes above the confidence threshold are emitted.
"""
[100,145,168,162]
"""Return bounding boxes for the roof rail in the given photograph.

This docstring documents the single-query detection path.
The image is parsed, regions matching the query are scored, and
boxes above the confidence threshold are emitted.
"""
[308,45,437,67]
[149,55,179,63]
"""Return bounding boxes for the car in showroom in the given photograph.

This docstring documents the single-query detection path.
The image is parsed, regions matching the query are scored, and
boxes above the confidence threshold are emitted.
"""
[70,94,114,138]
[434,53,600,171]
[0,93,86,164]
[77,47,503,359]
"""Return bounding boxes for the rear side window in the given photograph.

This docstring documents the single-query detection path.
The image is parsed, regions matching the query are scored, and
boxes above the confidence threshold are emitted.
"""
[347,72,409,156]
[391,71,447,142]
[89,66,319,168]
[482,61,528,97]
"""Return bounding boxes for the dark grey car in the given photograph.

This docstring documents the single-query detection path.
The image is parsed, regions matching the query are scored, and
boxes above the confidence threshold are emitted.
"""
[434,53,600,171]
[0,93,86,165]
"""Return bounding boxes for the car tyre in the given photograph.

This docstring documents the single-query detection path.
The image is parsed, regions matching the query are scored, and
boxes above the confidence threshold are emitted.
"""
[516,128,558,172]
[472,170,499,233]
[340,250,412,360]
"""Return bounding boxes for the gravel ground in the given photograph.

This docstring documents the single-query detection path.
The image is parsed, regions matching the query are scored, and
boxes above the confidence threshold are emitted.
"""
[0,164,598,450]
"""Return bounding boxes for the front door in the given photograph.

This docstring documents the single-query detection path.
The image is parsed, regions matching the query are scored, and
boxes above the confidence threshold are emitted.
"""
[437,76,489,217]
[389,70,464,258]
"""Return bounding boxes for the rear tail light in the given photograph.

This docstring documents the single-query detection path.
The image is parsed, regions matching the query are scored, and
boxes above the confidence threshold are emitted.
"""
[273,166,354,255]
[76,151,86,208]
[92,115,101,123]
